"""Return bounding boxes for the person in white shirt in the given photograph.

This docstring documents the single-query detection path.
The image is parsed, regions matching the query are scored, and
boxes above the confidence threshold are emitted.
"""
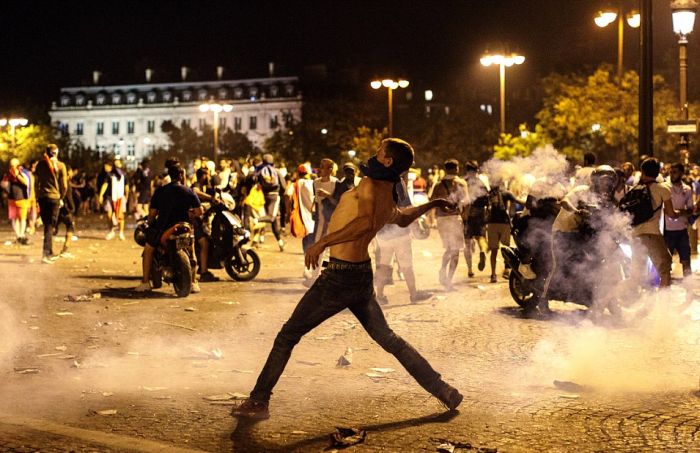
[664,163,695,277]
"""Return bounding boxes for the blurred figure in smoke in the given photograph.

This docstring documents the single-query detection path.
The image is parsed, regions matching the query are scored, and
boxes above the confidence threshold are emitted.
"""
[575,151,597,185]
[463,161,489,278]
[485,177,520,283]
[232,139,462,420]
[621,161,636,187]
[375,173,432,305]
[133,159,153,220]
[630,158,687,288]
[543,166,618,311]
[664,163,694,278]
[431,159,467,289]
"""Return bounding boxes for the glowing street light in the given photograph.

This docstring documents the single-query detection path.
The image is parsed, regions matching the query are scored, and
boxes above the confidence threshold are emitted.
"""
[370,78,409,136]
[480,53,524,134]
[199,102,232,165]
[671,0,698,161]
[0,117,29,150]
[594,7,640,80]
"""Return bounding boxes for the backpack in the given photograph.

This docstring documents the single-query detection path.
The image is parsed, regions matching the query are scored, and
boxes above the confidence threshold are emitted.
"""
[618,183,661,226]
[258,165,280,194]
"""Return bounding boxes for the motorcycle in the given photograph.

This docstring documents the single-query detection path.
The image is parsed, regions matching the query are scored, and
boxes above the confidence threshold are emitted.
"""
[501,199,627,315]
[134,221,196,297]
[201,192,261,281]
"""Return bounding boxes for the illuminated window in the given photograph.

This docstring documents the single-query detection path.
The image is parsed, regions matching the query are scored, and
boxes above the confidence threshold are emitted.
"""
[75,123,84,136]
[269,115,279,129]
[146,92,157,103]
[96,94,106,105]
[112,121,119,135]
[96,122,104,135]
[60,95,70,106]
[126,92,137,104]
[162,91,172,102]
[127,121,135,134]
[182,90,192,101]
[147,120,155,133]
[76,95,86,106]
[111,93,122,104]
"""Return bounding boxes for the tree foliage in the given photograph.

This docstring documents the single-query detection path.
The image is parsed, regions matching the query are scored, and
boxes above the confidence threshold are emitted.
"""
[493,124,551,160]
[536,65,692,163]
[0,124,70,167]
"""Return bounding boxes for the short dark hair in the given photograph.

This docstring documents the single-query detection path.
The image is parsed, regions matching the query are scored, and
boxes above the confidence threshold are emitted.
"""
[382,138,414,174]
[640,157,660,178]
[167,163,184,180]
[464,161,479,173]
[444,159,459,172]
[671,162,685,173]
[583,152,597,167]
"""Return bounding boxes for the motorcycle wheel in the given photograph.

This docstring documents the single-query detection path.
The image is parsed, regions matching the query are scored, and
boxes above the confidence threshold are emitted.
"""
[225,249,261,281]
[508,272,539,311]
[410,219,430,240]
[172,250,193,297]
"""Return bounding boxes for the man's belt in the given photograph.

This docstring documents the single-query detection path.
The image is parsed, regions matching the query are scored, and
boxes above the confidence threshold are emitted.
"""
[322,259,372,271]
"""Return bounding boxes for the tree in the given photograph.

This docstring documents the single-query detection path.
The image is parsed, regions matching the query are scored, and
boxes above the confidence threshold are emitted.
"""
[493,124,551,160]
[220,130,257,158]
[0,124,70,167]
[536,65,692,164]
[350,126,386,162]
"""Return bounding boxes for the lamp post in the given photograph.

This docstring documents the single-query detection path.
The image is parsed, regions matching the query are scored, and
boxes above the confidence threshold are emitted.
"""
[480,53,525,134]
[594,7,641,80]
[672,0,698,162]
[370,78,409,136]
[199,102,232,165]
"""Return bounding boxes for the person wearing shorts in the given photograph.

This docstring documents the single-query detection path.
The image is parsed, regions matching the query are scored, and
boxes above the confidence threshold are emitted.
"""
[430,159,467,289]
[4,158,32,244]
[486,185,517,283]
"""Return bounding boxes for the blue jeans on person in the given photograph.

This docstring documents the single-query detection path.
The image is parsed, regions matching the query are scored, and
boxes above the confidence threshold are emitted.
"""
[664,228,691,263]
[249,258,446,402]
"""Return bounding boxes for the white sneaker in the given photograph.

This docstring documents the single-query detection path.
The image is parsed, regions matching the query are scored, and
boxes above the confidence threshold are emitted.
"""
[59,251,75,259]
[118,232,125,241]
[191,282,201,293]
[41,256,55,265]
[278,239,285,252]
[105,230,116,241]
[71,235,79,242]
[135,281,152,292]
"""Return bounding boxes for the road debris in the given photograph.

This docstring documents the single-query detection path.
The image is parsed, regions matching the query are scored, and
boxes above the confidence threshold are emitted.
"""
[437,443,455,453]
[336,347,353,367]
[204,392,248,403]
[93,409,117,416]
[432,439,474,451]
[553,380,587,393]
[141,386,168,392]
[329,427,366,448]
[154,321,197,332]
[221,301,240,305]
[184,307,196,312]
[102,392,114,397]
[183,347,223,360]
[297,360,321,366]
[369,367,395,374]
[56,312,74,316]
[64,292,101,302]
[14,367,40,374]
[55,346,67,351]
[231,369,254,374]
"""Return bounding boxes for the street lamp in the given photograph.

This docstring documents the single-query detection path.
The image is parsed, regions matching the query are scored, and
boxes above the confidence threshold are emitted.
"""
[672,0,698,161]
[370,78,409,136]
[199,102,232,165]
[480,53,525,134]
[594,7,641,80]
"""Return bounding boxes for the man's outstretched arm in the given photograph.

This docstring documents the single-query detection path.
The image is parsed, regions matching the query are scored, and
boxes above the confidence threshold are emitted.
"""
[391,199,456,227]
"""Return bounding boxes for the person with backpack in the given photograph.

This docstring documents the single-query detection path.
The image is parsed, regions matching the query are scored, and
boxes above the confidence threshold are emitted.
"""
[485,180,519,283]
[620,158,689,288]
[430,159,467,289]
[255,154,286,252]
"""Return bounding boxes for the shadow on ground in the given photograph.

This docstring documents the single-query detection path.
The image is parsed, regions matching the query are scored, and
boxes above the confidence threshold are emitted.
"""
[230,410,459,452]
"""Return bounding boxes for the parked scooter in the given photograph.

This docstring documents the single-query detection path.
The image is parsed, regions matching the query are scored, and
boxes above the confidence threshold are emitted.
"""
[134,221,196,297]
[201,191,261,281]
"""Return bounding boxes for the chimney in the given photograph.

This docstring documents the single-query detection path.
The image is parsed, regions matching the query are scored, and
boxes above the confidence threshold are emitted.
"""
[93,70,102,85]
[216,66,224,80]
[268,62,275,77]
[145,68,153,82]
[181,66,189,81]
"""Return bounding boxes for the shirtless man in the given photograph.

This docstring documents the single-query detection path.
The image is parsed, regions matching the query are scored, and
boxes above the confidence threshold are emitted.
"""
[231,138,463,420]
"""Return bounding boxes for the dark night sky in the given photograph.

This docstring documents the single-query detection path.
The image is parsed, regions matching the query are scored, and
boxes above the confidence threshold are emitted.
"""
[0,0,694,117]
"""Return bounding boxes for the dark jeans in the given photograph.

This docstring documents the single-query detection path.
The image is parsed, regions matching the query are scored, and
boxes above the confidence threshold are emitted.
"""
[664,229,691,262]
[250,259,445,402]
[38,198,60,257]
[264,194,281,241]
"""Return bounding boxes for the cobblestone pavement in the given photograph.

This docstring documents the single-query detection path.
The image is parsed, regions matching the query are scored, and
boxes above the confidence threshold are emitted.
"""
[0,217,699,452]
